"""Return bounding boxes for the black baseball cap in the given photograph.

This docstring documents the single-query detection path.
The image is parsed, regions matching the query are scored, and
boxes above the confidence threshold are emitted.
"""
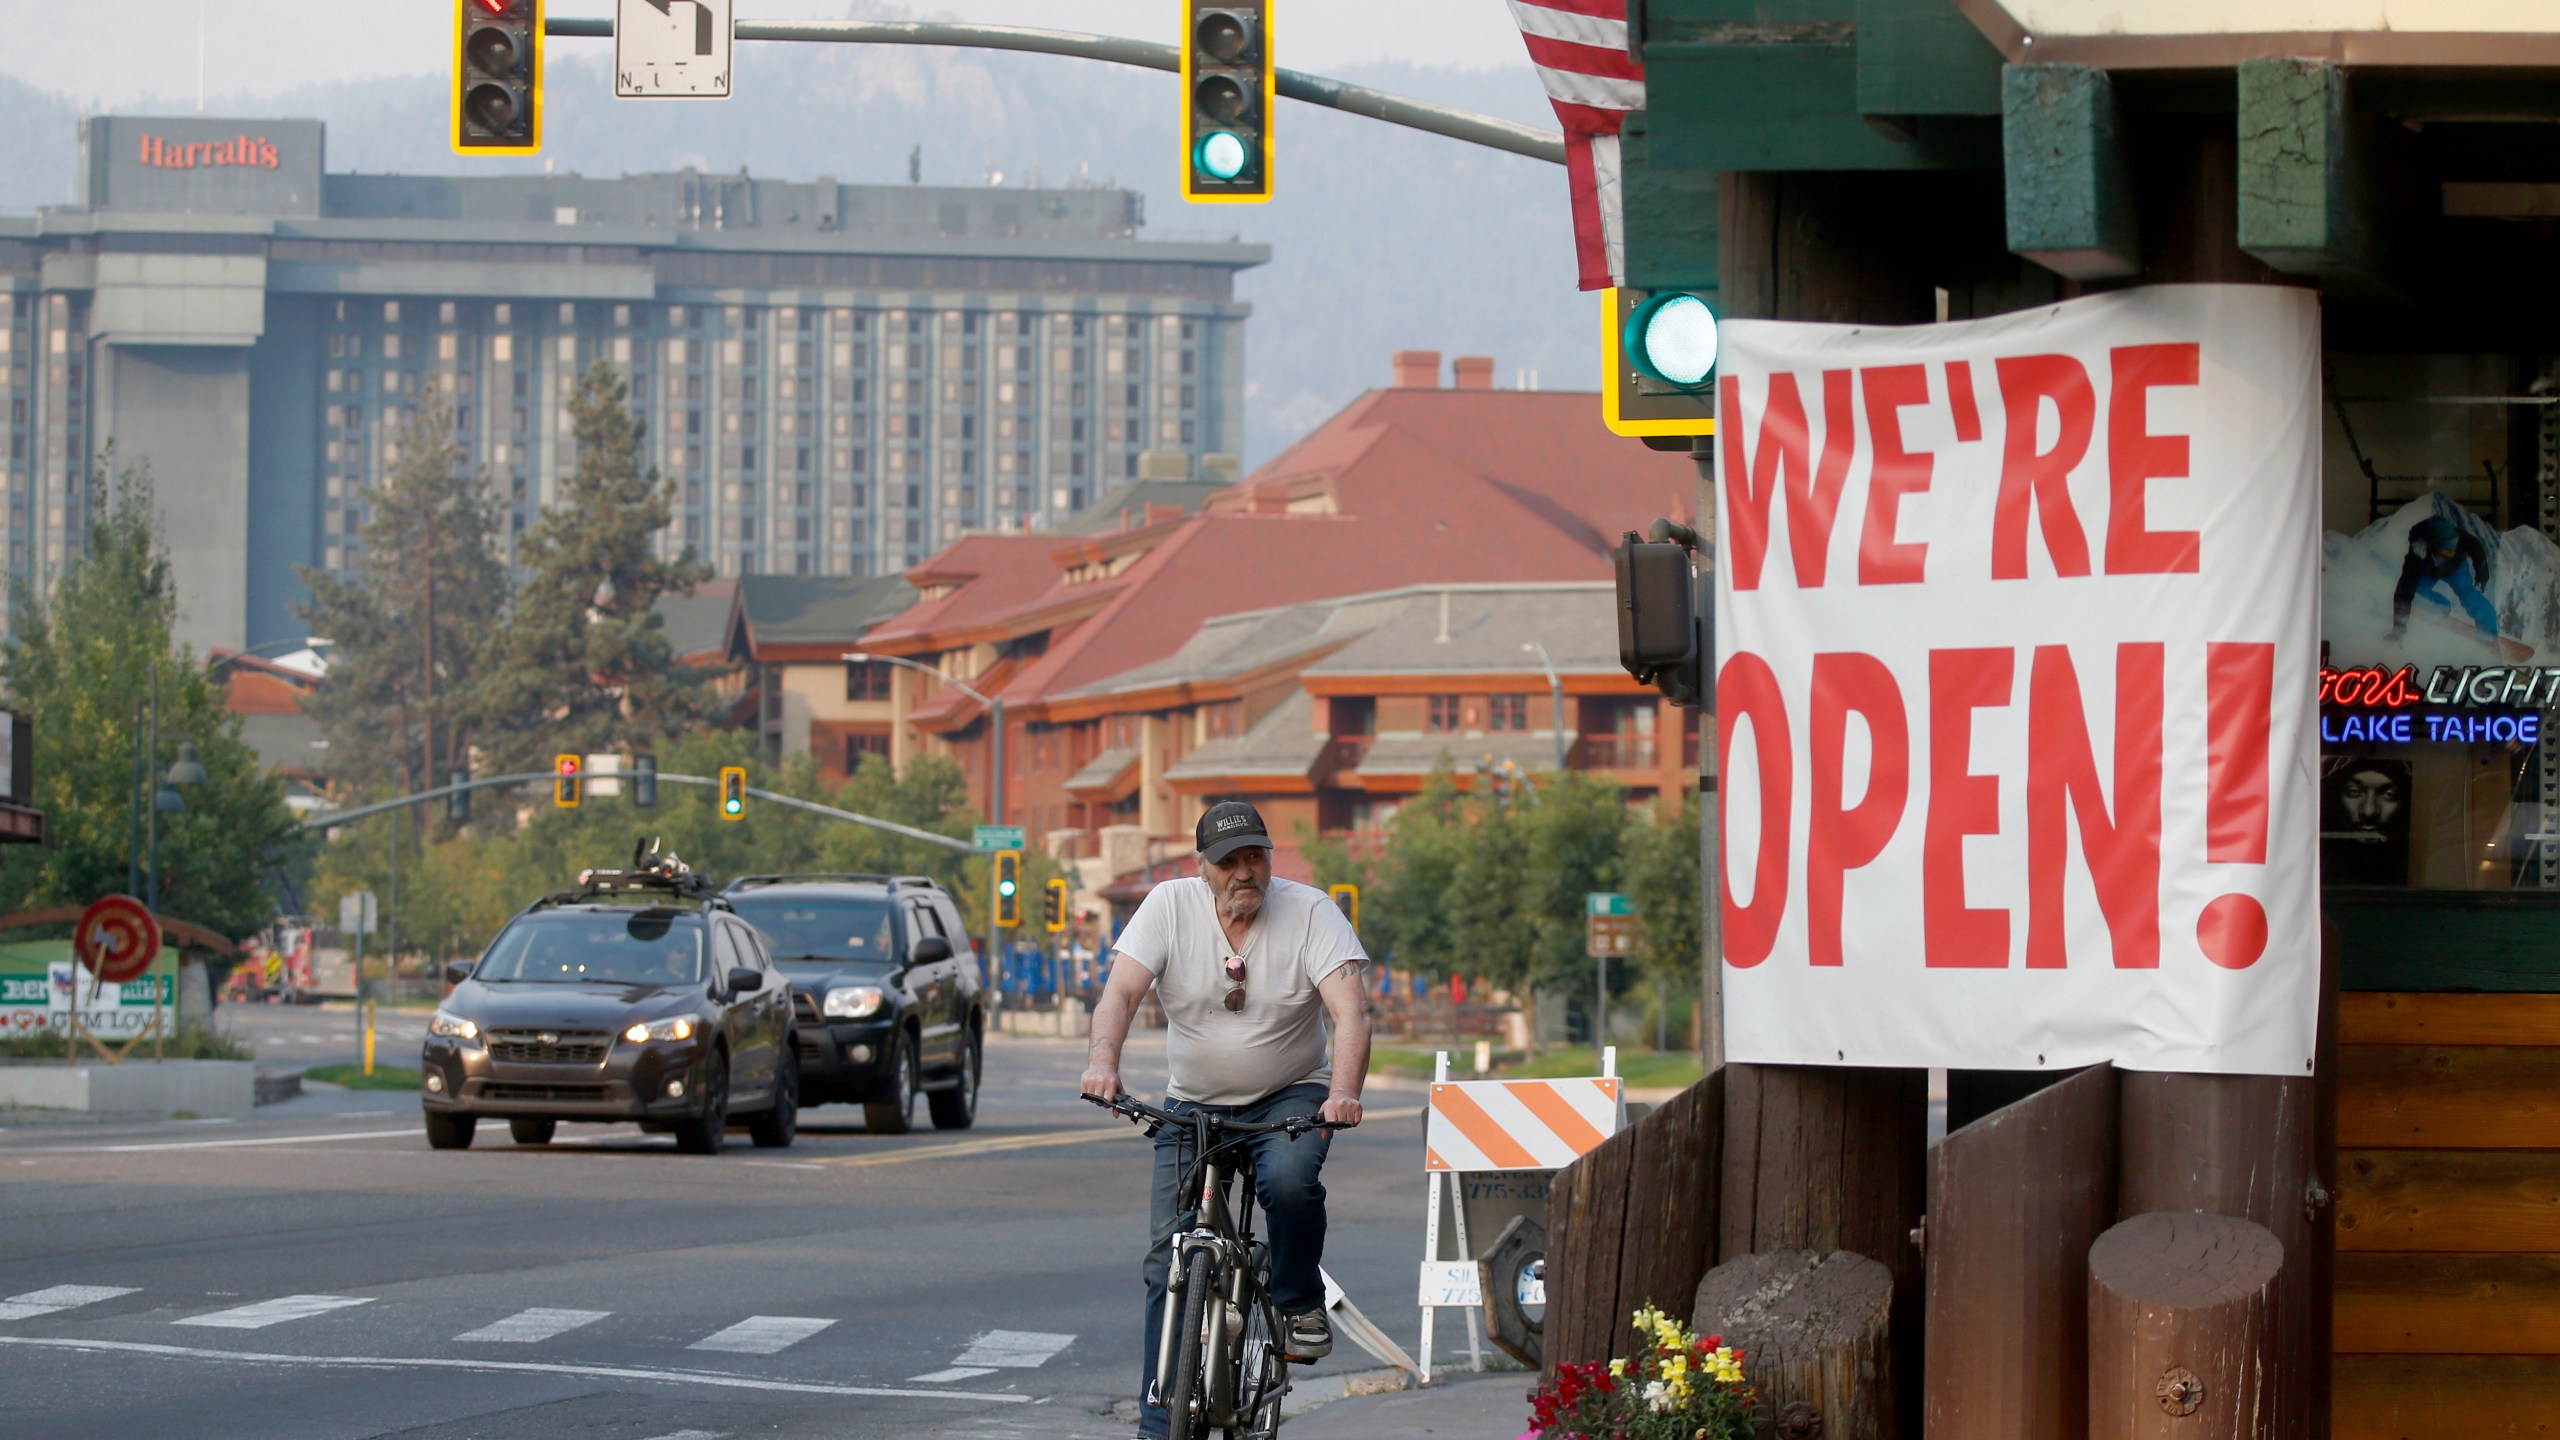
[1196,800,1273,863]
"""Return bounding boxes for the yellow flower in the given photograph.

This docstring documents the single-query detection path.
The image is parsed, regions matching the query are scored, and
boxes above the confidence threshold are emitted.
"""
[1609,1359,1626,1378]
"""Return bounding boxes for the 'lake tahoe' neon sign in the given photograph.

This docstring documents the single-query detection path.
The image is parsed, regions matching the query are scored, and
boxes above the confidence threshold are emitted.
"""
[2319,664,2545,746]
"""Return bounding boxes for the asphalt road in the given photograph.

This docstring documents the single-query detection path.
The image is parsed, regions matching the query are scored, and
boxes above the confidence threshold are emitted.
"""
[0,1034,1446,1440]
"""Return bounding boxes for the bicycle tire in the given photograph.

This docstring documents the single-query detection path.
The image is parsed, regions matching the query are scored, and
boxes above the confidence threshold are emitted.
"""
[1165,1249,1217,1440]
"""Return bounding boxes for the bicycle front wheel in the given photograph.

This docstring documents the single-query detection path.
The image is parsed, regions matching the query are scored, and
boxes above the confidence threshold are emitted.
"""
[1166,1249,1217,1440]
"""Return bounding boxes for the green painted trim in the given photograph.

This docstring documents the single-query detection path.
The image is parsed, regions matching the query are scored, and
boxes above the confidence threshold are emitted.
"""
[1644,43,1999,173]
[1856,0,2003,118]
[2331,887,2560,993]
[2236,58,2386,288]
[2002,63,2139,279]
[1621,118,1721,291]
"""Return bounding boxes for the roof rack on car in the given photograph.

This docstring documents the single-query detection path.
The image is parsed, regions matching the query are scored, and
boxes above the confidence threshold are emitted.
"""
[534,838,721,908]
[722,873,941,893]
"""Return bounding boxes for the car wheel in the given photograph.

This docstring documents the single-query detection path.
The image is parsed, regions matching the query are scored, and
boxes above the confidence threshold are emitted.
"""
[424,1111,476,1150]
[749,1050,799,1149]
[673,1050,730,1155]
[927,1030,980,1131]
[864,1033,916,1135]
[509,1117,556,1146]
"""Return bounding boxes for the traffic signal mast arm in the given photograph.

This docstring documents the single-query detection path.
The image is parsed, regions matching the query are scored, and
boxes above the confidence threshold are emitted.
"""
[295,770,975,852]
[540,14,1563,165]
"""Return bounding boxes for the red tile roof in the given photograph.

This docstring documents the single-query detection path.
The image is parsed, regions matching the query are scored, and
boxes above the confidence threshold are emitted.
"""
[861,533,1078,651]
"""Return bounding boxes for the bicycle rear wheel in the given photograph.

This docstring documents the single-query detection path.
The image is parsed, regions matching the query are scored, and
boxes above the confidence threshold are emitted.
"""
[1165,1248,1217,1440]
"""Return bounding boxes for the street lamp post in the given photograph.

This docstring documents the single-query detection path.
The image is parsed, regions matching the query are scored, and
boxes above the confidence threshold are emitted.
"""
[1521,641,1570,772]
[845,651,1006,989]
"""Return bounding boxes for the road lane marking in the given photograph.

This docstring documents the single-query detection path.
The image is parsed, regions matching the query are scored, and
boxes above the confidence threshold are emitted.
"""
[688,1315,836,1354]
[641,1432,722,1440]
[0,1335,1030,1402]
[10,1128,419,1155]
[176,1295,374,1329]
[0,1286,139,1322]
[456,1307,611,1343]
[954,1330,1075,1368]
[812,1107,1423,1169]
[909,1366,999,1383]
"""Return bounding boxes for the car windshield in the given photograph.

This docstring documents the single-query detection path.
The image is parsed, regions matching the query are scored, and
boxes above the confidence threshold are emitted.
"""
[475,910,706,985]
[728,895,899,966]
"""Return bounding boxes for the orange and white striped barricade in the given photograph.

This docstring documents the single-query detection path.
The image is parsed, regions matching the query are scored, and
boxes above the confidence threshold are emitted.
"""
[1417,1047,1625,1379]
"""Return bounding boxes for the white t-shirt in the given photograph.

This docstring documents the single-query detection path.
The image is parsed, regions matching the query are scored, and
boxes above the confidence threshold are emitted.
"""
[1113,875,1367,1105]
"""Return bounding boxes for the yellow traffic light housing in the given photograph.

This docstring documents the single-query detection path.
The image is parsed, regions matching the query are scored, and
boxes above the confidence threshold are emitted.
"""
[1043,877,1069,933]
[1182,3,1273,203]
[1602,287,1720,440]
[552,753,582,808]
[993,850,1022,928]
[718,766,748,820]
[453,0,544,156]
[1328,882,1359,933]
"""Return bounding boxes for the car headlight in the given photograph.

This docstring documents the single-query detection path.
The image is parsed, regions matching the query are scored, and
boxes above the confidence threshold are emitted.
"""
[822,986,887,1019]
[622,1016,697,1043]
[428,1009,479,1041]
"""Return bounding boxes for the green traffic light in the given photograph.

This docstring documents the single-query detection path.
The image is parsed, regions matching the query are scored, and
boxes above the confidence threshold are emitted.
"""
[1625,292,1720,390]
[1195,132,1248,181]
[724,798,741,814]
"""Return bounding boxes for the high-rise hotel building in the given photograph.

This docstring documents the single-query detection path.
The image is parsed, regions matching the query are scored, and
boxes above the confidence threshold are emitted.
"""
[0,116,1263,652]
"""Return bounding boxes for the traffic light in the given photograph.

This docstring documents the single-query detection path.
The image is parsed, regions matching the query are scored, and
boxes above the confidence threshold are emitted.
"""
[1182,3,1272,203]
[446,768,470,823]
[718,766,747,821]
[632,754,657,808]
[452,0,544,156]
[1043,877,1069,933]
[993,849,1022,928]
[1614,526,1710,707]
[1328,882,1359,934]
[552,754,581,808]
[1602,288,1720,440]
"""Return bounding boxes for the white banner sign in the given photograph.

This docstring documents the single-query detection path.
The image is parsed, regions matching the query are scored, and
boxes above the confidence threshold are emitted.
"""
[1714,285,2320,1076]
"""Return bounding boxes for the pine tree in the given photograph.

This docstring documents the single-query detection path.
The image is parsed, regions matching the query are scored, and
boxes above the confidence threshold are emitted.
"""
[462,362,722,774]
[296,398,507,800]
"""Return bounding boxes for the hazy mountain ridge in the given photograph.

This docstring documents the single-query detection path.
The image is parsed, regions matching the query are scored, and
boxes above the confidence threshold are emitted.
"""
[0,28,1594,468]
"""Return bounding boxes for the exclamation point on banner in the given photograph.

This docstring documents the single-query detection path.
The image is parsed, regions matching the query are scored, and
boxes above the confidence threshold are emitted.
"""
[2199,642,2273,969]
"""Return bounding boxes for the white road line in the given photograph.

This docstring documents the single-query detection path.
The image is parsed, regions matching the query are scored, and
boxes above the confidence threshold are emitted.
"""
[0,1335,1030,1402]
[455,1307,610,1343]
[908,1366,999,1383]
[11,1128,418,1155]
[688,1315,836,1355]
[641,1432,722,1440]
[0,1285,139,1322]
[176,1295,374,1329]
[953,1330,1076,1368]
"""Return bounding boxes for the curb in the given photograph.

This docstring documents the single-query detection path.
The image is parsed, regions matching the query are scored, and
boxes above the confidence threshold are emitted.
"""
[1282,1365,1414,1418]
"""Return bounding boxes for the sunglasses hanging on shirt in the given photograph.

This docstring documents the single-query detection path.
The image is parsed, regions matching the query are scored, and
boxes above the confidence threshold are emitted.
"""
[1223,955,1247,1012]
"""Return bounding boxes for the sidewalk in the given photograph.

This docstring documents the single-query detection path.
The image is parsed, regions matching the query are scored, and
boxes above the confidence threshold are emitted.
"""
[1289,1374,1528,1438]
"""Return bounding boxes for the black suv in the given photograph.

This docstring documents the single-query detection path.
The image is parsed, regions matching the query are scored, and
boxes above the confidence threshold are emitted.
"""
[422,852,798,1155]
[722,874,983,1133]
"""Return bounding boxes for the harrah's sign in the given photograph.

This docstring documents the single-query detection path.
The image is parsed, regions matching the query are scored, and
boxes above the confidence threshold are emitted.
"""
[137,132,281,171]
[1713,285,2321,1078]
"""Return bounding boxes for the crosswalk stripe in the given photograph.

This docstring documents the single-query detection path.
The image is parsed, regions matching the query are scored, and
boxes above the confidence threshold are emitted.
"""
[688,1315,835,1354]
[0,1285,139,1322]
[176,1295,373,1329]
[953,1330,1076,1367]
[909,1366,998,1383]
[455,1307,610,1343]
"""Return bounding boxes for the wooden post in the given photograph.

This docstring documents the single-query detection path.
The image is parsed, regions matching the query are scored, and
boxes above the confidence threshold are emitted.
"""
[2087,1211,2284,1440]
[1541,1070,1724,1375]
[1693,1249,1896,1440]
[1925,1064,2120,1439]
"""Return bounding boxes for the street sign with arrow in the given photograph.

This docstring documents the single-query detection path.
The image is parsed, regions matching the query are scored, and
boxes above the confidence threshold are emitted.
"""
[616,0,732,98]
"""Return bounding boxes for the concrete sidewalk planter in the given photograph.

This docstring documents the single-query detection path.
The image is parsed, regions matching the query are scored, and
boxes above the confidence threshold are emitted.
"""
[0,1059,256,1120]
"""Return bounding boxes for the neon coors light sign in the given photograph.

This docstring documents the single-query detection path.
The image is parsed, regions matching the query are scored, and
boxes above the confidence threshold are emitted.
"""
[2319,663,2546,745]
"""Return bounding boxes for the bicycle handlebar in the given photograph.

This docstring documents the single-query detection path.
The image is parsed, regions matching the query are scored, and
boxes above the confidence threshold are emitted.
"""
[1083,1091,1349,1137]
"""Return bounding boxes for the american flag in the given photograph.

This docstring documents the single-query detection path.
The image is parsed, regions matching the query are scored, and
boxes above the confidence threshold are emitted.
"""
[1507,0,1645,291]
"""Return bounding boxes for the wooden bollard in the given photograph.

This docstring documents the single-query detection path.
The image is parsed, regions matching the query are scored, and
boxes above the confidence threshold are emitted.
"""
[1693,1250,1896,1440]
[2087,1212,2283,1440]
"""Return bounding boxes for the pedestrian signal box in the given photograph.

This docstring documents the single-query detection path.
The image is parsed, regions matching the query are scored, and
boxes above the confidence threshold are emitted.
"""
[452,0,544,156]
[1329,883,1359,933]
[993,850,1022,928]
[1182,3,1273,203]
[718,766,747,820]
[1043,877,1069,933]
[1602,288,1719,440]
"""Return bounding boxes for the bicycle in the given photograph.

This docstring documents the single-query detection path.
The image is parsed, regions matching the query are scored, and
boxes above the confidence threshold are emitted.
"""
[1087,1091,1345,1440]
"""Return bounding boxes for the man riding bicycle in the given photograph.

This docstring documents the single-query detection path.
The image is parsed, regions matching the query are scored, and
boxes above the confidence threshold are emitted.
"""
[1081,800,1372,1440]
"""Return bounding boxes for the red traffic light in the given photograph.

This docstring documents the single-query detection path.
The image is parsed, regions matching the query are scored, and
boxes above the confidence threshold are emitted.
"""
[556,755,581,776]
[474,0,513,13]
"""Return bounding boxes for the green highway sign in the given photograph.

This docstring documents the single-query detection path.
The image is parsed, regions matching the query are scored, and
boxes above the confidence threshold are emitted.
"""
[1586,892,1632,918]
[974,825,1027,851]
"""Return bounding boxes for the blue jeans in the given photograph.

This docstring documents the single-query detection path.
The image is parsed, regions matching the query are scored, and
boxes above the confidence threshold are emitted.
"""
[1137,1081,1331,1439]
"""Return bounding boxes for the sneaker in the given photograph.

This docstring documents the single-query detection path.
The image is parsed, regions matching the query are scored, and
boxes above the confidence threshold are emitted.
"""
[1282,1308,1332,1362]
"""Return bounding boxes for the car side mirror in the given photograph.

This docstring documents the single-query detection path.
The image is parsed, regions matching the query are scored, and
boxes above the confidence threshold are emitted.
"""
[444,960,474,986]
[728,967,764,995]
[911,936,954,965]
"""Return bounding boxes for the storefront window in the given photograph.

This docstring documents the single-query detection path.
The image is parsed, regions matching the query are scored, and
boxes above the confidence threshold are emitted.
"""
[2320,353,2557,890]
